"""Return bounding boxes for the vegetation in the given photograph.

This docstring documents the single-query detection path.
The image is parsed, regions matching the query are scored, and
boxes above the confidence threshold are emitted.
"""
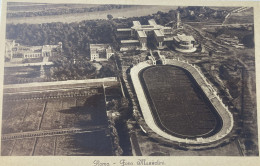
[6,20,119,81]
[242,33,254,48]
[178,6,227,23]
[107,14,113,20]
[6,20,118,58]
[49,56,96,81]
[205,26,254,48]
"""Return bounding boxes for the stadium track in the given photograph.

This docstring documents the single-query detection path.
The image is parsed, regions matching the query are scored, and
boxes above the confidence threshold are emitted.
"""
[130,59,234,144]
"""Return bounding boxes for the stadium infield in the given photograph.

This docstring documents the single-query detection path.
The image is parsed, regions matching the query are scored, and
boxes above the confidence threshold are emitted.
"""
[139,65,223,139]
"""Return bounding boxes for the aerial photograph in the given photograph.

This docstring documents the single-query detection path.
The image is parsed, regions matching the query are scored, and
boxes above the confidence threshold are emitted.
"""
[1,2,258,156]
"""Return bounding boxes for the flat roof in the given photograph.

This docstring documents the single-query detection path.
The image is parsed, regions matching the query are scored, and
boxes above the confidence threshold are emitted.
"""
[154,30,164,37]
[131,20,166,31]
[163,27,172,29]
[117,28,132,32]
[137,30,147,38]
[133,21,141,26]
[148,19,157,26]
[141,25,154,29]
[164,37,174,41]
[106,48,113,53]
[121,40,140,44]
[174,35,195,42]
[90,44,109,48]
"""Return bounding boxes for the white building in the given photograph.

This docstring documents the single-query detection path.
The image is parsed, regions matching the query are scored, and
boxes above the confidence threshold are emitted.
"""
[117,19,174,50]
[90,44,114,61]
[173,34,197,53]
[5,40,62,60]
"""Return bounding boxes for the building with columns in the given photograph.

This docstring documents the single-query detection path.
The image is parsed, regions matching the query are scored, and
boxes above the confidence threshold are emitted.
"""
[117,17,197,53]
[117,11,198,53]
[5,40,62,60]
[117,19,174,50]
[173,34,197,53]
[90,44,114,61]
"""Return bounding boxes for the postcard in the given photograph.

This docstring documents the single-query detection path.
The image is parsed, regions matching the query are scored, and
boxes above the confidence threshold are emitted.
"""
[0,0,259,166]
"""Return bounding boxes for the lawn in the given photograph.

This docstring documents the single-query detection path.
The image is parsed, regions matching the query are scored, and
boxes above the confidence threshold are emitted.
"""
[140,65,222,138]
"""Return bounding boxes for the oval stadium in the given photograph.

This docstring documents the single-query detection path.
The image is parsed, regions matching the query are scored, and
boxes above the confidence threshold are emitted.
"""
[130,59,234,144]
[140,65,222,138]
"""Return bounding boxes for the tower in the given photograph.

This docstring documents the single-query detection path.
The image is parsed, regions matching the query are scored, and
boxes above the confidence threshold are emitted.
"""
[40,65,45,78]
[58,42,62,49]
[176,11,181,29]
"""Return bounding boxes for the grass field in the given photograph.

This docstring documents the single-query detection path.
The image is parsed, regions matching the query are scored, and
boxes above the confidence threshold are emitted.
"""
[140,65,222,138]
[4,66,44,84]
[2,131,112,156]
[1,87,112,156]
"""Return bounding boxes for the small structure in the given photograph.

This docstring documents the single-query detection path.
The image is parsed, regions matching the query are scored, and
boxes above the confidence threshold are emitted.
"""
[148,50,156,65]
[5,40,18,60]
[90,44,114,61]
[173,34,197,53]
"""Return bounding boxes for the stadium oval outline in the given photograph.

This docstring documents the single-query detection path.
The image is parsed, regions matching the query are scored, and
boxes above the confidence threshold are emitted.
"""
[130,59,234,144]
[139,65,223,139]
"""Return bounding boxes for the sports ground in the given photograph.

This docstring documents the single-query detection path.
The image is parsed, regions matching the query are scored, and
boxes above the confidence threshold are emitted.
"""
[1,86,113,156]
[139,65,222,138]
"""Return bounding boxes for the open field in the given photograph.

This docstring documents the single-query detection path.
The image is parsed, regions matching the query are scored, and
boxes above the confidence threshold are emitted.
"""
[2,131,112,156]
[4,66,42,84]
[1,87,112,155]
[2,91,107,134]
[6,5,176,24]
[140,65,222,138]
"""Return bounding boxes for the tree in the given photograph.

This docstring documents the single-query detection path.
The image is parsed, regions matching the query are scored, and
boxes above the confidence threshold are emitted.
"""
[107,14,113,20]
[242,33,254,48]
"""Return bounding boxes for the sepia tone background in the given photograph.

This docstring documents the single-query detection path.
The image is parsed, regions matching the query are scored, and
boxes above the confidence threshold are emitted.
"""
[0,0,259,165]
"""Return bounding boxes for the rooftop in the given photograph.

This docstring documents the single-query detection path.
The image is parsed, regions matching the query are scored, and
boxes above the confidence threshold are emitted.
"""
[137,30,147,38]
[164,37,174,41]
[148,19,157,26]
[154,30,164,37]
[163,27,172,30]
[117,28,132,32]
[121,40,140,44]
[90,44,110,49]
[133,21,141,26]
[131,19,167,31]
[106,48,113,53]
[90,44,112,54]
[174,34,195,42]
